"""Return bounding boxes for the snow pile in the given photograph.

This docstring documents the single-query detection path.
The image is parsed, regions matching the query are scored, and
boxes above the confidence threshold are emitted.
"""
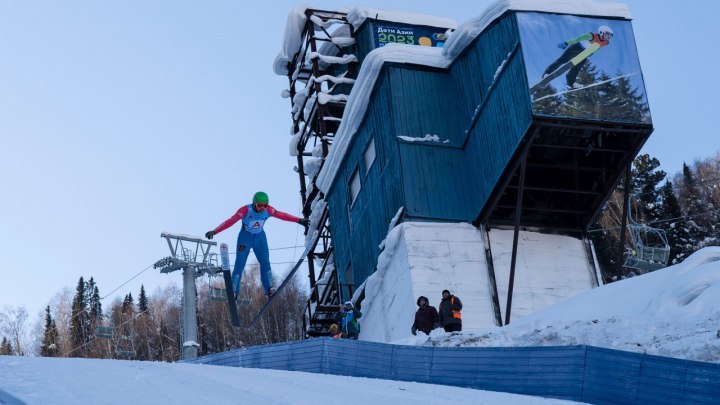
[274,6,455,76]
[403,247,720,364]
[396,134,450,143]
[488,229,599,321]
[359,222,496,342]
[0,356,582,405]
[346,6,457,31]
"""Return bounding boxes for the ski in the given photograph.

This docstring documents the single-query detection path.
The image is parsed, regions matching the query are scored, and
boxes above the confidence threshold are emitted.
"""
[533,71,640,102]
[530,42,601,93]
[220,243,241,327]
[245,232,318,329]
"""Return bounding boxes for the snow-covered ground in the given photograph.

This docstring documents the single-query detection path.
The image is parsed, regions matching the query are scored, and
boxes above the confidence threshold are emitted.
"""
[0,356,583,405]
[397,247,720,364]
[358,222,600,342]
[1,241,717,405]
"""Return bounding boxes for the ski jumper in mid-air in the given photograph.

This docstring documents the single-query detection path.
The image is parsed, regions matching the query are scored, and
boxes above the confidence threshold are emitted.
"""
[205,192,309,298]
[543,25,613,89]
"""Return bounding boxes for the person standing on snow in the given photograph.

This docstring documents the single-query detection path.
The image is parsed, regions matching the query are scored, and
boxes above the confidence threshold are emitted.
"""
[205,191,309,299]
[337,301,361,339]
[438,289,462,332]
[542,25,614,89]
[411,296,439,335]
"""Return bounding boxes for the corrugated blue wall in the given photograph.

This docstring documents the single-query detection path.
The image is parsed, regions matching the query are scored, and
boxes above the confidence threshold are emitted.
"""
[448,14,533,215]
[326,13,531,284]
[326,71,405,288]
[187,340,720,404]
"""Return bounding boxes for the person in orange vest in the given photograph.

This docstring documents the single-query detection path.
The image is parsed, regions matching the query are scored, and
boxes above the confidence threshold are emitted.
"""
[438,289,462,332]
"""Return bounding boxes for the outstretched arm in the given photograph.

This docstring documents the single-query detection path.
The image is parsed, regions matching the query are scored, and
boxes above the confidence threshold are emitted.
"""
[267,205,301,223]
[565,32,593,45]
[213,206,249,234]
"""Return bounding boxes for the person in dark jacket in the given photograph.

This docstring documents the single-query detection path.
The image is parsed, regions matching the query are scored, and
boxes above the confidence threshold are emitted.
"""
[411,296,439,335]
[438,289,462,332]
[337,301,361,339]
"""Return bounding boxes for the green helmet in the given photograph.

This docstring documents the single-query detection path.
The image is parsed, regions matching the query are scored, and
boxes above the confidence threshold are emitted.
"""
[253,191,269,205]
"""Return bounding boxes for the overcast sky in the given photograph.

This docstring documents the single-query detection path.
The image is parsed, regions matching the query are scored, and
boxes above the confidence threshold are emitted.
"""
[1,0,716,322]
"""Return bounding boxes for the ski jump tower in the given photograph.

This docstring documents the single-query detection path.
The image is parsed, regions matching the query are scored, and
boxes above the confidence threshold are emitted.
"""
[276,2,653,338]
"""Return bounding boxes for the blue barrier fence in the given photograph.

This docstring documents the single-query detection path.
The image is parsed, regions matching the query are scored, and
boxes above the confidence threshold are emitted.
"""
[186,339,720,404]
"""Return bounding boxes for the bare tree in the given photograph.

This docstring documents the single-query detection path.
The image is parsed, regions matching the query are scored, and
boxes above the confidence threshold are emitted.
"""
[0,305,29,355]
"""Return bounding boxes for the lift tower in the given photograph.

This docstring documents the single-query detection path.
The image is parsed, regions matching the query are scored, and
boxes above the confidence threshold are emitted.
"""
[154,232,220,360]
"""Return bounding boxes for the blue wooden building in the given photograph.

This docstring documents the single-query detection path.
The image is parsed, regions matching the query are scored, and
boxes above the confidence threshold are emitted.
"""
[317,6,651,293]
[278,3,651,334]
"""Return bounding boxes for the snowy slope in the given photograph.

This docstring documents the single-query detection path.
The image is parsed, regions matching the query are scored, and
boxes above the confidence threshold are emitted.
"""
[400,247,720,364]
[359,222,496,342]
[0,356,582,405]
[489,229,599,322]
[358,222,600,342]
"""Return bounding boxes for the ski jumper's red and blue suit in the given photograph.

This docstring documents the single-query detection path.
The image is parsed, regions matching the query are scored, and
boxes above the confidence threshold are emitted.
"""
[211,204,300,295]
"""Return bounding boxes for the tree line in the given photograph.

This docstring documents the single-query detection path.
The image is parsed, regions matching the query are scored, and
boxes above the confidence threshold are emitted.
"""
[590,152,720,281]
[1,265,307,361]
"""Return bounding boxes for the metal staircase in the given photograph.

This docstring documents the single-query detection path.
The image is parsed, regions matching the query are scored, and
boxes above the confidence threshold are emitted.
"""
[279,9,358,337]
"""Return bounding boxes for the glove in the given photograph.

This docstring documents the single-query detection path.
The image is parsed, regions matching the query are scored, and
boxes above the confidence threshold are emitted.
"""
[205,230,215,240]
[298,218,310,231]
[411,326,417,336]
[558,41,568,50]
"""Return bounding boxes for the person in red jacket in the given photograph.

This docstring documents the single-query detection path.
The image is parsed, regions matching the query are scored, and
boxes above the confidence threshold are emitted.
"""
[411,296,439,335]
[205,191,309,299]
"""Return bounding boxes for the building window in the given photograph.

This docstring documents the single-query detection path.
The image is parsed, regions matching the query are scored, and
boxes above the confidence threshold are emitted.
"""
[349,167,361,206]
[363,137,376,175]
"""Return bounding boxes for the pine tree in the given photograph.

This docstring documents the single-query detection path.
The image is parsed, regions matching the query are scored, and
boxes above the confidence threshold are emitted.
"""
[122,293,135,315]
[0,336,12,355]
[659,180,692,264]
[604,71,651,123]
[86,277,102,320]
[531,84,563,115]
[677,163,707,256]
[41,306,60,357]
[631,154,666,223]
[138,285,149,314]
[69,276,89,357]
[560,62,605,119]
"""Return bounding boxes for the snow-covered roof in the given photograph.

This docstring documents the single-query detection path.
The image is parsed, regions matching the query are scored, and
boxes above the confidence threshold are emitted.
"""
[346,6,457,31]
[443,0,631,59]
[316,0,632,194]
[315,44,451,192]
[273,6,456,76]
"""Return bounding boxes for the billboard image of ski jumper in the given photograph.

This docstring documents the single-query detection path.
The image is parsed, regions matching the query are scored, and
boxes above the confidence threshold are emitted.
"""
[518,12,651,124]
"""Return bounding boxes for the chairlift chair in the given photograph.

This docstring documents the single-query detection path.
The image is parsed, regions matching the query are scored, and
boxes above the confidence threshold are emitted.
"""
[94,325,115,339]
[115,335,136,358]
[208,274,227,302]
[622,196,671,273]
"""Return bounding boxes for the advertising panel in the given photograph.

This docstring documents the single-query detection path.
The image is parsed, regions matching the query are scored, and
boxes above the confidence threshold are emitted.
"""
[518,12,651,123]
[373,24,448,48]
